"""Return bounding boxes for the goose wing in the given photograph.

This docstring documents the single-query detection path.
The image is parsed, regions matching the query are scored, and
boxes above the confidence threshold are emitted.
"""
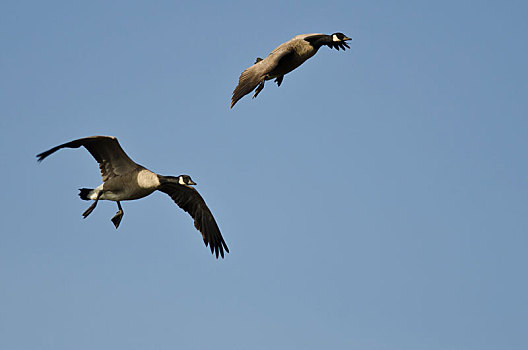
[36,136,139,182]
[291,33,325,41]
[158,183,229,258]
[231,47,294,108]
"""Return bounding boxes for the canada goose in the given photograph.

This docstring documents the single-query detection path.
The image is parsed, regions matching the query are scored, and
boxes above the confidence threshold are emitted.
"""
[231,32,352,108]
[36,136,229,258]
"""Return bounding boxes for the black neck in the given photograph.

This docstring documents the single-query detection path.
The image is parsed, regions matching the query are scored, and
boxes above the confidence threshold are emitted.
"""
[304,34,332,49]
[158,175,178,184]
[305,35,350,51]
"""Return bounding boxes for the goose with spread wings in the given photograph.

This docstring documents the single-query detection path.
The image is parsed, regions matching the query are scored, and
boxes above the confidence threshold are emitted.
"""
[231,32,352,108]
[36,136,229,258]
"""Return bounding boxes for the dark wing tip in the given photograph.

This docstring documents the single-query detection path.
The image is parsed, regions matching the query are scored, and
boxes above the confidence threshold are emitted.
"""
[35,135,118,164]
[201,220,229,259]
[206,221,229,259]
[159,184,229,259]
[36,150,51,162]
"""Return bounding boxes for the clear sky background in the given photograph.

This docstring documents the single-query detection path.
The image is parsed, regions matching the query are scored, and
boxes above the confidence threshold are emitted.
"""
[1,1,527,349]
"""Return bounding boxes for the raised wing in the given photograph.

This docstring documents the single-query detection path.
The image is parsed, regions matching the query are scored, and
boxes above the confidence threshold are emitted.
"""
[36,136,139,182]
[291,33,325,41]
[158,183,229,258]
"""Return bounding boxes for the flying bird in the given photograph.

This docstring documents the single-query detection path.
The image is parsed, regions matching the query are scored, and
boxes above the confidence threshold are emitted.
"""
[231,32,352,108]
[36,136,229,258]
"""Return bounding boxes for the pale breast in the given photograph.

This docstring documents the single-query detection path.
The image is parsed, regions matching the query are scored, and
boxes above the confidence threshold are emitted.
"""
[137,169,160,189]
[101,169,159,201]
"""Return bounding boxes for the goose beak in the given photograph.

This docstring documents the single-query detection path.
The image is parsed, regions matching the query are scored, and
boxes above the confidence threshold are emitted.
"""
[343,36,352,41]
[189,180,197,185]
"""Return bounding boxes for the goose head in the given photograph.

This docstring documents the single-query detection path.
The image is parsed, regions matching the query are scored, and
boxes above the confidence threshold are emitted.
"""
[328,32,352,50]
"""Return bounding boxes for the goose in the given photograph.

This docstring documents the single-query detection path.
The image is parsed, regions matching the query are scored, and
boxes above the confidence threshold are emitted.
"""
[36,136,229,258]
[230,32,352,108]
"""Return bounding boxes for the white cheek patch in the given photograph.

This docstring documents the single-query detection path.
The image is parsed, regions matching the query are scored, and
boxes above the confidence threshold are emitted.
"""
[332,34,339,42]
[178,176,186,185]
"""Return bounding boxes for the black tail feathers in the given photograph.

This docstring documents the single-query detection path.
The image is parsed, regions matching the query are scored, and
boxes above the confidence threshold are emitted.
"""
[78,188,93,200]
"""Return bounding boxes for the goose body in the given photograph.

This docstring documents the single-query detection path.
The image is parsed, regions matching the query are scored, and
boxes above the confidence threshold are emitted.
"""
[231,32,352,108]
[37,136,229,258]
[82,168,160,201]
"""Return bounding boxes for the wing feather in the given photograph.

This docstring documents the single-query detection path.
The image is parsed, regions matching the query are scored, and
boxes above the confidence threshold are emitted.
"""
[158,183,229,258]
[231,47,294,108]
[231,63,265,108]
[36,136,139,182]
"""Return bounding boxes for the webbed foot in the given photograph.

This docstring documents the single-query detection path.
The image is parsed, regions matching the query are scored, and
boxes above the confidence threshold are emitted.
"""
[111,210,123,229]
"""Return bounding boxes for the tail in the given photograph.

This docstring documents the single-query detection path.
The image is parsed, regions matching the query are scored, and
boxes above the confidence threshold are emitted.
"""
[231,64,265,108]
[79,188,93,201]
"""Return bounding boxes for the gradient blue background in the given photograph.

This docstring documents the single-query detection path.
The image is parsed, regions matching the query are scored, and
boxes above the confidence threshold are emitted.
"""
[1,1,527,349]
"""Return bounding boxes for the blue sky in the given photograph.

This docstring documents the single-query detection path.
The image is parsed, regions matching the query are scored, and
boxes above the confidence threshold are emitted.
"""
[1,1,527,349]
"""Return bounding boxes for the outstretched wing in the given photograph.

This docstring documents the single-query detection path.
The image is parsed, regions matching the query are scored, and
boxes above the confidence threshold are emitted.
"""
[231,48,293,108]
[36,136,139,182]
[158,183,229,258]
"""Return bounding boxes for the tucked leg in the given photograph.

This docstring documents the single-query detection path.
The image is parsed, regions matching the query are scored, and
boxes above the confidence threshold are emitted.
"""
[253,81,265,98]
[82,191,102,218]
[111,201,124,229]
[274,75,284,87]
